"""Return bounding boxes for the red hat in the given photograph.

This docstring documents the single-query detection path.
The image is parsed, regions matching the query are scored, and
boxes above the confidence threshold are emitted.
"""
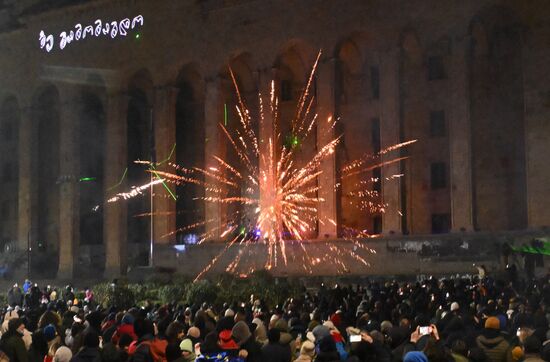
[219,330,239,350]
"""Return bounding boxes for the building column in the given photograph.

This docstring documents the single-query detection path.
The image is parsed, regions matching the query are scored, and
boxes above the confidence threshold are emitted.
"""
[57,85,81,279]
[449,38,474,232]
[316,58,338,238]
[379,48,402,235]
[17,104,32,255]
[153,86,177,245]
[104,90,128,278]
[204,77,222,240]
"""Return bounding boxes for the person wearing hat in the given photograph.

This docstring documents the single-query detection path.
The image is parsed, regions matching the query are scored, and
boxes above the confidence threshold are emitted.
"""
[261,328,291,362]
[322,321,347,361]
[219,330,239,351]
[510,346,524,362]
[294,340,315,362]
[475,317,510,362]
[53,346,72,362]
[314,335,340,362]
[112,314,138,345]
[232,321,262,362]
[44,324,61,362]
[306,325,330,345]
[273,319,295,360]
[0,318,28,362]
[179,339,195,362]
[251,318,267,347]
[403,351,428,362]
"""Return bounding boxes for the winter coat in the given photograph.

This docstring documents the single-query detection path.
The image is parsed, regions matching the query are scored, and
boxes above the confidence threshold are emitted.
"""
[195,351,244,362]
[8,288,23,306]
[523,355,545,362]
[294,354,313,362]
[128,337,167,362]
[1,332,28,362]
[476,333,510,362]
[278,332,296,360]
[112,324,138,344]
[239,337,263,362]
[70,347,102,362]
[261,342,291,362]
[313,351,340,362]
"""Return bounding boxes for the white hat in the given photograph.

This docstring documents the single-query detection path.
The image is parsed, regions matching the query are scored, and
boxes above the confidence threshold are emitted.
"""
[451,302,459,312]
[224,308,235,318]
[54,346,73,362]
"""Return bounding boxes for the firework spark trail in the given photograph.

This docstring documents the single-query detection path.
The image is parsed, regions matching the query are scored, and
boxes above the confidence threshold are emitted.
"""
[194,234,243,282]
[342,140,417,174]
[106,178,165,203]
[161,219,212,238]
[104,50,416,279]
[229,68,260,157]
[293,51,322,135]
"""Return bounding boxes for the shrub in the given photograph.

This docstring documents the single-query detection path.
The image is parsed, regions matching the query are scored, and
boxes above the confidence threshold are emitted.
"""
[158,285,185,304]
[94,282,135,309]
[184,280,220,307]
[210,270,304,308]
[127,283,159,302]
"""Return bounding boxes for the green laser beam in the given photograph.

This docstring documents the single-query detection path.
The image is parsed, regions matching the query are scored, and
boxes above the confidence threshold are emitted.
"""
[79,177,97,182]
[107,167,128,191]
[149,163,177,201]
[512,239,550,256]
[157,143,176,166]
[149,143,177,200]
[224,103,228,126]
[153,170,177,201]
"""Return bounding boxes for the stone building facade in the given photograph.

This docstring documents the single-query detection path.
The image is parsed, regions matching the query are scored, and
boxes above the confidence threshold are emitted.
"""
[0,0,549,278]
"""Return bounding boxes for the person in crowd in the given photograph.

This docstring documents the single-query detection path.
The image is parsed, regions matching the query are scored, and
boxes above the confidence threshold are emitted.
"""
[294,341,315,362]
[54,346,72,362]
[112,314,137,345]
[178,339,195,362]
[522,335,546,362]
[23,280,32,295]
[0,265,547,362]
[475,317,510,362]
[165,322,185,346]
[71,332,102,362]
[261,328,291,362]
[165,344,183,362]
[44,324,62,362]
[8,284,23,307]
[1,318,29,362]
[232,321,262,362]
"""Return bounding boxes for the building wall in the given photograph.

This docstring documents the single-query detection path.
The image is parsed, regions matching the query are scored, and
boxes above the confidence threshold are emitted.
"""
[0,0,548,277]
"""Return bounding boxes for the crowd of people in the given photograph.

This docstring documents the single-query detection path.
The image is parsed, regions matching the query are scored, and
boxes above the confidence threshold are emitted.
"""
[0,269,549,362]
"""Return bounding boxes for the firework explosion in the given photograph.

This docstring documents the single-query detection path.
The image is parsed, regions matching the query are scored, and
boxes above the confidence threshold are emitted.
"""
[106,51,415,280]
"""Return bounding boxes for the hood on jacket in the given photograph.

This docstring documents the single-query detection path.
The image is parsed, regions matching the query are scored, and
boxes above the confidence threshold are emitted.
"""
[476,334,507,349]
